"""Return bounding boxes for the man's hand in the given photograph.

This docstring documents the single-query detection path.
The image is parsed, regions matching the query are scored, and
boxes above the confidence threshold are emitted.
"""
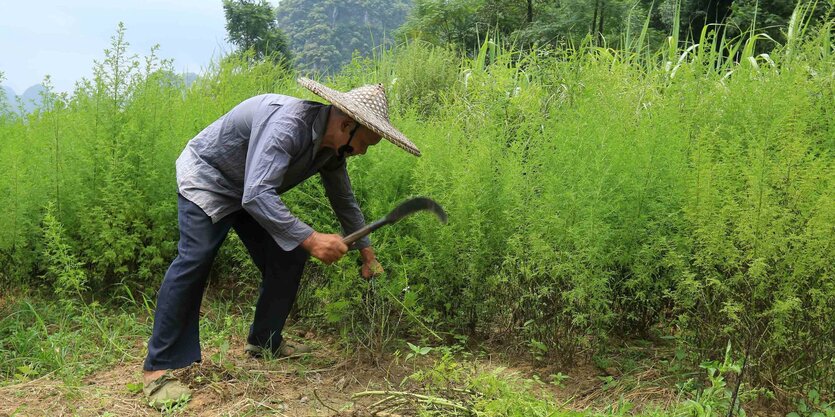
[301,232,348,264]
[360,247,384,279]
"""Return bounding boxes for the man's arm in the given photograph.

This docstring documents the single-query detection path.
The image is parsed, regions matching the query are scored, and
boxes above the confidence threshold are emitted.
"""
[320,160,383,278]
[241,111,347,263]
[319,160,371,250]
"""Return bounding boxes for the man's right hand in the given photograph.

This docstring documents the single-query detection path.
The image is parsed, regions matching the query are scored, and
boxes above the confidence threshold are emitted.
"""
[301,231,348,264]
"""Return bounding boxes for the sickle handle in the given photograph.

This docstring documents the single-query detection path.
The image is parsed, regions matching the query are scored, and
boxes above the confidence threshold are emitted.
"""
[342,218,389,246]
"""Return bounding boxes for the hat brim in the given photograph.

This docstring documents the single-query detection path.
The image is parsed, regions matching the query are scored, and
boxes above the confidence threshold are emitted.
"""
[298,78,421,157]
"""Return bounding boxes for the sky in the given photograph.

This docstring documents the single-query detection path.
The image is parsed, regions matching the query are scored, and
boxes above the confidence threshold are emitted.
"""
[0,0,276,95]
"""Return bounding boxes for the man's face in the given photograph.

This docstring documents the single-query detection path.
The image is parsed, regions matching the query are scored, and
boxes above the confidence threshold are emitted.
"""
[344,124,382,157]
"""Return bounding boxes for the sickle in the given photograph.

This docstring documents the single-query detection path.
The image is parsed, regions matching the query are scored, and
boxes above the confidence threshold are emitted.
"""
[342,197,448,246]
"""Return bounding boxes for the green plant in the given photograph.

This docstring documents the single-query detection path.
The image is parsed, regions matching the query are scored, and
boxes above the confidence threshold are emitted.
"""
[40,202,87,300]
[679,343,746,416]
[549,372,570,387]
[405,341,433,361]
[788,389,835,417]
[125,382,143,394]
[529,338,548,362]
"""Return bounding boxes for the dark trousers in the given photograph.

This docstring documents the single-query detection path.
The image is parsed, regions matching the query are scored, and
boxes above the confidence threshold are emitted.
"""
[143,194,309,371]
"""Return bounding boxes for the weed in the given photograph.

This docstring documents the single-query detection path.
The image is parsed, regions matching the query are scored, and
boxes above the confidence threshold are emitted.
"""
[788,389,835,417]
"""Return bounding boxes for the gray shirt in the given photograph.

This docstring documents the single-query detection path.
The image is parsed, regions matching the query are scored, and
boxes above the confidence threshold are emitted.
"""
[176,93,371,251]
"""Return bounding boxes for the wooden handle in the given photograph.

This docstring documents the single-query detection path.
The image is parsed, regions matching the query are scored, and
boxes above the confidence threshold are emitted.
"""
[342,218,388,246]
[342,224,374,246]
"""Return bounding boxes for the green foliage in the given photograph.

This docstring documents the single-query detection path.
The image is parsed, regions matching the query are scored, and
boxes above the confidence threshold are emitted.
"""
[0,71,12,118]
[788,389,835,417]
[678,342,746,416]
[400,352,583,416]
[0,23,292,290]
[338,39,462,117]
[0,294,148,384]
[726,0,823,42]
[400,0,658,50]
[40,202,87,299]
[1,10,834,408]
[397,0,483,49]
[276,0,411,73]
[223,0,292,64]
[399,0,829,53]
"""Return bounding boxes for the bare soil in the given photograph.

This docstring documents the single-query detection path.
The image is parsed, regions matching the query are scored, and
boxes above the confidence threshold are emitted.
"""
[0,328,688,417]
[0,288,785,417]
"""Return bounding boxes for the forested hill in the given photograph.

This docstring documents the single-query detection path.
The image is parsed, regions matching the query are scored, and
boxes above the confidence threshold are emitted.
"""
[0,84,44,114]
[273,0,824,74]
[398,0,827,52]
[276,0,411,73]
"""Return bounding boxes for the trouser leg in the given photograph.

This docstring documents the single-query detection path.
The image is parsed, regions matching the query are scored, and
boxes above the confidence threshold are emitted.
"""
[143,194,232,371]
[232,212,309,353]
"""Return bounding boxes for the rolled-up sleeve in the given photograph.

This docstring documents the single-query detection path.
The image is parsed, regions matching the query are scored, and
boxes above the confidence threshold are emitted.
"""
[242,110,314,251]
[320,160,371,250]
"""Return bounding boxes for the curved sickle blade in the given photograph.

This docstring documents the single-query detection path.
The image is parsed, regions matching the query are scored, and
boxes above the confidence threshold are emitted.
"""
[342,197,448,246]
[385,197,448,224]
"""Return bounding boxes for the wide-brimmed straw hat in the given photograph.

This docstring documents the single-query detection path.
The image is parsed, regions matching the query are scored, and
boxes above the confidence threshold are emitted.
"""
[297,77,421,157]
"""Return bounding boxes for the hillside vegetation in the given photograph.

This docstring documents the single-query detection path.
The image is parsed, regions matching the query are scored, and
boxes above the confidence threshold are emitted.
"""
[1,6,833,414]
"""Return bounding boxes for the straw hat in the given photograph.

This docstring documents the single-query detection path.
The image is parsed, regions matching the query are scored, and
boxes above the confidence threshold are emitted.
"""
[298,77,421,157]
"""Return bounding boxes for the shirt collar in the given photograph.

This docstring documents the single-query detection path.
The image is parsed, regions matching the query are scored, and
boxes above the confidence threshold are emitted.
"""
[311,104,330,158]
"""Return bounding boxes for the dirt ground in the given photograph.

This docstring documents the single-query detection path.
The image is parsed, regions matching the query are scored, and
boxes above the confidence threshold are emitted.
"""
[0,326,690,417]
[1,287,798,417]
[1,332,383,416]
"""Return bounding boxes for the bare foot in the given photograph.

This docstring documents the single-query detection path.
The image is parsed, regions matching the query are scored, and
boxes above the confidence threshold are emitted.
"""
[143,369,167,384]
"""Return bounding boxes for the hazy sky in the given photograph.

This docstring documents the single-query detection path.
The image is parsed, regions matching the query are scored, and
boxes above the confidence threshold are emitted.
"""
[0,0,276,94]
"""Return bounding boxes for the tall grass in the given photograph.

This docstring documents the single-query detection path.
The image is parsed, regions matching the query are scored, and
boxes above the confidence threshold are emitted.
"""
[0,11,833,400]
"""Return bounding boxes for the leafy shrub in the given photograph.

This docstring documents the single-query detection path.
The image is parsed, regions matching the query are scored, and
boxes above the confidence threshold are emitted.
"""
[40,202,87,299]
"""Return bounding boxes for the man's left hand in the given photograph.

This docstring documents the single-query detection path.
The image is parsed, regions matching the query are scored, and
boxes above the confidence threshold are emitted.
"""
[360,247,384,279]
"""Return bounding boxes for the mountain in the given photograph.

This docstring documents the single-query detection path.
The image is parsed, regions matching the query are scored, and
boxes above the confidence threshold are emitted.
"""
[1,73,196,114]
[182,72,198,88]
[20,84,45,113]
[0,84,45,114]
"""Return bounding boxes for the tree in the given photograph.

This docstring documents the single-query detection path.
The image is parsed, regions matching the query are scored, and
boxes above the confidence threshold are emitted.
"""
[397,0,482,50]
[223,0,292,63]
[726,0,805,41]
[679,0,734,41]
[397,0,830,53]
[276,0,411,74]
[400,0,638,50]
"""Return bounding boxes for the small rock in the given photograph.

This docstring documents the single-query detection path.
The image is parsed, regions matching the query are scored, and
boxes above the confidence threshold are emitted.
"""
[335,376,347,392]
[300,396,309,404]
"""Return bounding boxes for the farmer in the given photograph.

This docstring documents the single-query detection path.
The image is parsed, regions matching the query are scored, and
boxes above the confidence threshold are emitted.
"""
[141,78,421,408]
